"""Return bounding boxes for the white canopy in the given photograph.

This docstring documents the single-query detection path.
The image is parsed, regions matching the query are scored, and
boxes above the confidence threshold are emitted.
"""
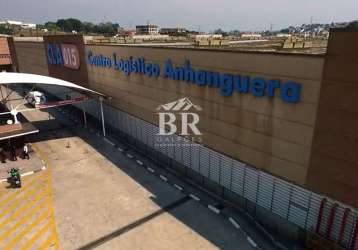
[0,72,105,96]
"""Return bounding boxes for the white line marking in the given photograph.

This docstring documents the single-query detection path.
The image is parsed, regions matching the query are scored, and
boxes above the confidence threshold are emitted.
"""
[147,167,155,173]
[174,184,183,191]
[208,205,220,214]
[247,236,257,248]
[117,147,123,152]
[0,130,39,141]
[159,175,168,182]
[136,160,143,165]
[126,154,133,159]
[103,138,115,146]
[0,167,45,183]
[189,194,200,201]
[229,217,240,229]
[21,171,35,177]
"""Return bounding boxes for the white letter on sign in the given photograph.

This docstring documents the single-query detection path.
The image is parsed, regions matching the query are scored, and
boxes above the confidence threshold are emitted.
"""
[180,113,201,135]
[158,113,177,135]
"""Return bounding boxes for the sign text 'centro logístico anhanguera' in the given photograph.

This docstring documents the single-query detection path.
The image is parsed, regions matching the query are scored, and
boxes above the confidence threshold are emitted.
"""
[87,51,302,103]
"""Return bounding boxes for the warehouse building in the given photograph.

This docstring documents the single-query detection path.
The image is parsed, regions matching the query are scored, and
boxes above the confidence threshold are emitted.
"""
[160,27,187,35]
[135,24,159,35]
[8,27,358,249]
[0,36,18,72]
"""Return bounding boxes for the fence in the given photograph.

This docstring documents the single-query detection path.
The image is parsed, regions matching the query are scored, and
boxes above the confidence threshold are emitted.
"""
[43,85,358,249]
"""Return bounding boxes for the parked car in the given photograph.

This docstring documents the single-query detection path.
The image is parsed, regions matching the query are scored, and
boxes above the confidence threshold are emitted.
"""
[26,91,46,106]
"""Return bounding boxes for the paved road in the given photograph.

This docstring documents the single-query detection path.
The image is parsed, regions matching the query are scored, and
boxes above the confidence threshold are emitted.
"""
[33,124,252,250]
[0,87,255,249]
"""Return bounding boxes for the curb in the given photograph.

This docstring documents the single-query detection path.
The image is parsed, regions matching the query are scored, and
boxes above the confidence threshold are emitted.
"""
[86,126,263,249]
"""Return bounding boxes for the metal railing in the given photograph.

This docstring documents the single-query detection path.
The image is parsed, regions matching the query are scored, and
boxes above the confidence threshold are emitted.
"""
[43,85,358,249]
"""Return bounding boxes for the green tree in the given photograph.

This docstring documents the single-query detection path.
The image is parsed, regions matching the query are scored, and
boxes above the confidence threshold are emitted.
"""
[44,22,60,31]
[47,18,121,35]
[0,24,12,35]
[347,20,358,29]
[228,30,241,36]
[66,18,83,32]
[56,19,66,31]
[280,28,290,33]
[213,28,227,36]
[82,22,95,34]
[56,18,83,32]
[95,22,119,35]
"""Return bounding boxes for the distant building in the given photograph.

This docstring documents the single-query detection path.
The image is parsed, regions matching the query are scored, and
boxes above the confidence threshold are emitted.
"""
[5,20,23,26]
[0,20,36,29]
[136,25,158,35]
[0,37,16,71]
[276,33,292,38]
[241,33,262,39]
[132,34,169,40]
[320,30,330,38]
[160,27,187,36]
[20,23,36,29]
[118,30,136,37]
[191,34,222,41]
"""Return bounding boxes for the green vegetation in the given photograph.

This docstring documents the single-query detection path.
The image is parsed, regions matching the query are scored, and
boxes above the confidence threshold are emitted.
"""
[280,28,290,33]
[43,18,120,35]
[213,29,242,36]
[347,20,358,29]
[0,24,12,35]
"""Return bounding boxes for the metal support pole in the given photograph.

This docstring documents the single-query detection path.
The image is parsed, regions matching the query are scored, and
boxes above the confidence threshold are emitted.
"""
[99,97,106,137]
[82,103,87,126]
[338,208,351,245]
[316,198,327,235]
[13,113,19,124]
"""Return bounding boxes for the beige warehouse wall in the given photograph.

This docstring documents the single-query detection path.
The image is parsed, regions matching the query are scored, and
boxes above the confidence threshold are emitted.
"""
[307,29,358,208]
[85,45,325,186]
[14,41,49,76]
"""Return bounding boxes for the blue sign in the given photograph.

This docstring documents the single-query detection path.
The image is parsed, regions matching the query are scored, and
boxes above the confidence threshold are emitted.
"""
[87,51,301,103]
[47,43,63,66]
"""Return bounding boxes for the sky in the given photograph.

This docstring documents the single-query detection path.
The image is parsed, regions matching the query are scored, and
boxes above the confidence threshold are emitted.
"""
[0,0,357,31]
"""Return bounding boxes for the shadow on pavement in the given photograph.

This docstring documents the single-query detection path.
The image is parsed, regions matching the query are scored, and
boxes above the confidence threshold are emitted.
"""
[25,107,251,250]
